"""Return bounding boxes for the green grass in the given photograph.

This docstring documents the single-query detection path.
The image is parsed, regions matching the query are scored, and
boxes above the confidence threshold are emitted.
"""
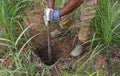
[0,0,120,76]
[0,0,40,76]
[93,0,120,47]
[91,0,120,75]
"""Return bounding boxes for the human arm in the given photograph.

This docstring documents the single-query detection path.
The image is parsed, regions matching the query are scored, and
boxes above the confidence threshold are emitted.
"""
[44,0,83,21]
[60,0,83,16]
[47,0,55,9]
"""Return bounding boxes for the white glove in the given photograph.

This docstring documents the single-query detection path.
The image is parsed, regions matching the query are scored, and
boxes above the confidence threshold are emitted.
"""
[44,8,60,26]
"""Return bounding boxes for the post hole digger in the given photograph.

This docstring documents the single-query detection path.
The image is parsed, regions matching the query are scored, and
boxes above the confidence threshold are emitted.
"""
[44,8,53,64]
[46,21,52,64]
[37,7,61,65]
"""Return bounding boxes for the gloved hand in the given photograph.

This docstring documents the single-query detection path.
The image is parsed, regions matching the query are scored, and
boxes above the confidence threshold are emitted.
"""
[44,8,60,23]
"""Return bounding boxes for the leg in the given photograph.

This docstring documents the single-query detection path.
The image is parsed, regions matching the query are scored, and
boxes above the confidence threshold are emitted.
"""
[71,0,97,57]
[50,0,73,38]
[59,0,72,29]
[78,0,97,42]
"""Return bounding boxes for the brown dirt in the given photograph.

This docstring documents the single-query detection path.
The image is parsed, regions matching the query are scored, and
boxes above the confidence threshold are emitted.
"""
[110,44,120,59]
[94,54,106,69]
[22,4,120,76]
[0,2,119,76]
[23,6,78,65]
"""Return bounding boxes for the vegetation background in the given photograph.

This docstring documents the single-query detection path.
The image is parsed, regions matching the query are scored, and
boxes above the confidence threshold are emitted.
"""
[0,0,120,76]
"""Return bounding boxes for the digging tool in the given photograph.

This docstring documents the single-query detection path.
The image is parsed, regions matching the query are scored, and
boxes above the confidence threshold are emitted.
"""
[45,21,52,63]
[44,7,58,64]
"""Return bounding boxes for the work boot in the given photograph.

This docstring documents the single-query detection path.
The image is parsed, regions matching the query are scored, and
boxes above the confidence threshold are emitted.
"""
[50,26,65,38]
[70,40,87,57]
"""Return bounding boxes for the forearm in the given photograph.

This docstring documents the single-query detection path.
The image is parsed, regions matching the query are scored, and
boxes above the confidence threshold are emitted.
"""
[60,0,83,16]
[47,0,55,9]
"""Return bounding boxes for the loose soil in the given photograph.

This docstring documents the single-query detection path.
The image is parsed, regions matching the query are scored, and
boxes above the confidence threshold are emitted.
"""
[21,5,120,75]
[23,6,78,65]
[0,2,120,76]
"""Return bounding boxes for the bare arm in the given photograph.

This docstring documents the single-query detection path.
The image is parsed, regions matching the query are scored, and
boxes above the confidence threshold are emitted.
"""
[60,0,83,16]
[47,0,55,9]
[45,0,83,21]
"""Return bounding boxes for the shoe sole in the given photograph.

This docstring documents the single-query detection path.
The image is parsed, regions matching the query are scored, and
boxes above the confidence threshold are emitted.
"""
[51,30,70,38]
[51,34,62,38]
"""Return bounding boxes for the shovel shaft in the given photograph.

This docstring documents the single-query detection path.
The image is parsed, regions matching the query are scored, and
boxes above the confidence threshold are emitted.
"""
[47,22,52,63]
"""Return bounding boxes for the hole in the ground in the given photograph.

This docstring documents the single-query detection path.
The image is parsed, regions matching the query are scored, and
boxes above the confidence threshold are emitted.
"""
[36,45,60,66]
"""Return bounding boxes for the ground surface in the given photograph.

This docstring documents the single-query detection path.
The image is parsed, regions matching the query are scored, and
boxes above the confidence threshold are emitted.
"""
[0,4,120,76]
[23,5,78,61]
[22,5,120,75]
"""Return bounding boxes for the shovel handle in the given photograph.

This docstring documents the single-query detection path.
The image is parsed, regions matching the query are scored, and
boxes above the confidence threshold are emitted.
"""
[47,21,52,63]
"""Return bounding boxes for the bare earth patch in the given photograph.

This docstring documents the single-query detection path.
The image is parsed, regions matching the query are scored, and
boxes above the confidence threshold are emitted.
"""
[23,6,77,65]
[21,6,120,75]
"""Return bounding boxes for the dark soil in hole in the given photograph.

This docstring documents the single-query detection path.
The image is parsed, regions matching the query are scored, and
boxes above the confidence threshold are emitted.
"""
[36,44,61,65]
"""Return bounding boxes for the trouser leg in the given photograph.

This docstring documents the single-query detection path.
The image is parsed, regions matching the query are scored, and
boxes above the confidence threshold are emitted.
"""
[78,0,97,42]
[59,0,72,29]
